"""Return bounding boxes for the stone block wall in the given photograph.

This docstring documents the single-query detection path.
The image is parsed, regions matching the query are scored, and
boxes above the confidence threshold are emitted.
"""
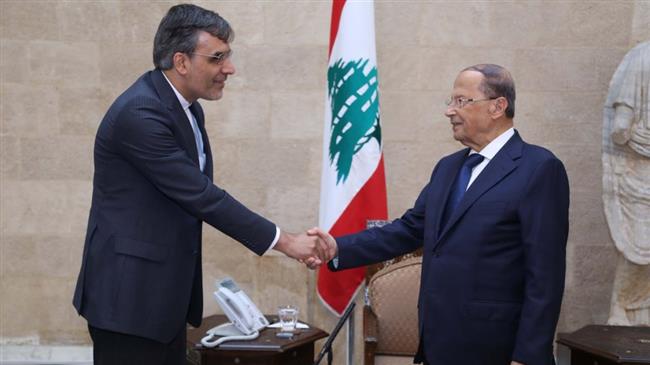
[1,1,648,363]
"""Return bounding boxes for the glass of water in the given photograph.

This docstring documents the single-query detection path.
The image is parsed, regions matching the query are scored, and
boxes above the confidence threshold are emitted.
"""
[277,305,298,332]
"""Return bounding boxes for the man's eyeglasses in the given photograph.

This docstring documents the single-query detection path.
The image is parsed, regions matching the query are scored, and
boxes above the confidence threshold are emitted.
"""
[445,97,496,109]
[191,50,232,64]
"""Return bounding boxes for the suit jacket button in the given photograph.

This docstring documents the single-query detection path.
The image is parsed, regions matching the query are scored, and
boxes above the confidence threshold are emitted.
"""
[433,251,440,257]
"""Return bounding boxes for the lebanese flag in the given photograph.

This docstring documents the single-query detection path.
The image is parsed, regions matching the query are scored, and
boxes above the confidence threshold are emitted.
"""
[317,0,388,316]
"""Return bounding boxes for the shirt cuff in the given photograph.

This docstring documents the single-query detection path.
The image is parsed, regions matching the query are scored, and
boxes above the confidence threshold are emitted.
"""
[264,226,281,254]
[331,256,339,269]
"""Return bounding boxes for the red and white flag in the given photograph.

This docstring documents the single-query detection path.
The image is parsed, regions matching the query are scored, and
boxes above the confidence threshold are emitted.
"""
[317,0,388,316]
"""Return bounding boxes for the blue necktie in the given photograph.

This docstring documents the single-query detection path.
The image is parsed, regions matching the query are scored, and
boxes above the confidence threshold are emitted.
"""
[441,153,485,229]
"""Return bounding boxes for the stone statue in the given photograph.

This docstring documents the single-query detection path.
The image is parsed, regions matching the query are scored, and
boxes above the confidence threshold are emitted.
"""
[603,41,650,326]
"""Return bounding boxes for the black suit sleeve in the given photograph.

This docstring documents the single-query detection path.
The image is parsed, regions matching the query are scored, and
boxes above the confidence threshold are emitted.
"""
[112,96,276,255]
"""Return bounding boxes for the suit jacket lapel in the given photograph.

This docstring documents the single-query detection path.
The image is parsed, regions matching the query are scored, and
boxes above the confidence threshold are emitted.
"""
[436,133,524,244]
[151,70,200,167]
[433,149,469,238]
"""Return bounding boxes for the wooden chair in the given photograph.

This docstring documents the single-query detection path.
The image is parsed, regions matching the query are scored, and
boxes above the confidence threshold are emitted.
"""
[363,249,423,365]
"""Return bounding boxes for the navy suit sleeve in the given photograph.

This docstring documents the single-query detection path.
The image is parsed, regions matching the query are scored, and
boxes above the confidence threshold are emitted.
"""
[512,157,569,365]
[112,96,276,255]
[330,176,430,271]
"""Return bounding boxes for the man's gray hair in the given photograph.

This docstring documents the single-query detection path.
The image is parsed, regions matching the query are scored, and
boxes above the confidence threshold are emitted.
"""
[153,4,234,70]
[462,64,516,118]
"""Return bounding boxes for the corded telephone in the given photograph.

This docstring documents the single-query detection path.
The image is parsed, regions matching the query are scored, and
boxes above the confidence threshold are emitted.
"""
[200,277,270,348]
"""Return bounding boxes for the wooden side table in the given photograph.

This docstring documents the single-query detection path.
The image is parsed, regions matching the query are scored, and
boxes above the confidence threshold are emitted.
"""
[556,325,650,365]
[186,315,328,365]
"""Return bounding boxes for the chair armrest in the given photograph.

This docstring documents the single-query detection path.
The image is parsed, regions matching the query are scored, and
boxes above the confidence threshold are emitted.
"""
[364,304,378,341]
[364,304,378,365]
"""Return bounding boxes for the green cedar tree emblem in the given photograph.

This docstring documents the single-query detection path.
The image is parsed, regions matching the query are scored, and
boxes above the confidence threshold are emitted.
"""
[327,58,381,185]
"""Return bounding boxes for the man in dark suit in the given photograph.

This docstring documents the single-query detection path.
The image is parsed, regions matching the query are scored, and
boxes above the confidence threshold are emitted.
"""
[72,4,326,364]
[309,64,570,365]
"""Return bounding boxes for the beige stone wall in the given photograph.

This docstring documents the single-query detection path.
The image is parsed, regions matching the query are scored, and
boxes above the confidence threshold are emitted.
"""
[1,0,648,363]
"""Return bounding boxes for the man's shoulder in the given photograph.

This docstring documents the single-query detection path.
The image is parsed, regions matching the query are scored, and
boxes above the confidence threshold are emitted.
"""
[100,70,174,135]
[515,140,569,181]
[521,141,562,165]
[117,71,158,101]
[110,71,165,112]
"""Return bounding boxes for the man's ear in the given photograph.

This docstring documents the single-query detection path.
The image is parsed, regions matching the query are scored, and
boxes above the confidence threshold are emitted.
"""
[491,97,507,118]
[172,52,189,76]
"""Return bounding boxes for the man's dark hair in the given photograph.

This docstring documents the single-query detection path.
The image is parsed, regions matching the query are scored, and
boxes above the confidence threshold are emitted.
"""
[462,64,516,118]
[153,4,234,70]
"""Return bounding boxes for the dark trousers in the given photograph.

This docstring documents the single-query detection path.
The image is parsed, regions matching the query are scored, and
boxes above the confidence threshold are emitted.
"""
[88,324,186,365]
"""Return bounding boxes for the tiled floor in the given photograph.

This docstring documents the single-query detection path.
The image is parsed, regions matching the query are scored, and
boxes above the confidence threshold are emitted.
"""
[0,345,92,365]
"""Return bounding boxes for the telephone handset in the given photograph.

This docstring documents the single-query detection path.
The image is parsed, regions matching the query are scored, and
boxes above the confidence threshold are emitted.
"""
[200,277,270,348]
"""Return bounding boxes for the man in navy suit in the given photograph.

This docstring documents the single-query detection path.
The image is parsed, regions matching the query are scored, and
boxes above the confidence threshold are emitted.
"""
[310,64,570,365]
[72,4,326,364]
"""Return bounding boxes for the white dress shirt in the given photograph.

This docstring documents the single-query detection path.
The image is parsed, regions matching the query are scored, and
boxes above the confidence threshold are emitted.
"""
[466,127,515,189]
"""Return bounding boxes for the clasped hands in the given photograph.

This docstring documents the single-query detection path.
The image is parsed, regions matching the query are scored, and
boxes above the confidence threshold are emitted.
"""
[274,228,336,270]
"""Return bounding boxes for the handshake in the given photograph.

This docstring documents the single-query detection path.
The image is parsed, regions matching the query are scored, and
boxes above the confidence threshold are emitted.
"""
[273,228,337,270]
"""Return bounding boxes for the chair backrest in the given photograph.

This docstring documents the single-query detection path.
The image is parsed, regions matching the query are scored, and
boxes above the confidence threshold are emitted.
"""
[366,255,422,355]
[365,248,422,281]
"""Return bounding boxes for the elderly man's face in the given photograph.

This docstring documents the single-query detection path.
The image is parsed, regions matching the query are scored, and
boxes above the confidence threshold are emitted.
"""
[444,70,498,151]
